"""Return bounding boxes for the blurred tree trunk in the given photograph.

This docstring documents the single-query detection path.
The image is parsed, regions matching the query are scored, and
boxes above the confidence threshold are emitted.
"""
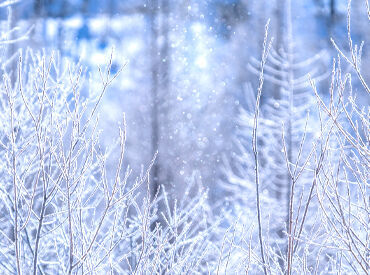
[33,0,42,17]
[149,0,172,228]
[32,0,45,45]
[57,1,66,54]
[149,0,160,204]
[274,0,293,269]
[33,0,42,26]
[273,0,286,206]
[159,0,172,196]
[328,0,336,44]
[330,0,335,19]
[274,0,284,101]
[82,0,89,16]
[9,4,19,85]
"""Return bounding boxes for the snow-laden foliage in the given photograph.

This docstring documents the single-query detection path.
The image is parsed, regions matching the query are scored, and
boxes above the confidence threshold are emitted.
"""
[0,8,221,271]
[0,49,223,274]
[0,1,368,274]
[222,1,369,274]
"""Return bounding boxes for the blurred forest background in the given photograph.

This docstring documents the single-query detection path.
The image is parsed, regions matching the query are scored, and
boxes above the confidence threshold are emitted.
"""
[5,0,369,208]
